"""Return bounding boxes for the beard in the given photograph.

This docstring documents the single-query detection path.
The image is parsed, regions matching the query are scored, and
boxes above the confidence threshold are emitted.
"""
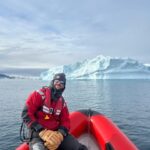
[51,87,64,101]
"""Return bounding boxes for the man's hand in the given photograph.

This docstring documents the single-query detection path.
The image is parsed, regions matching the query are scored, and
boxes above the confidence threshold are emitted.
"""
[39,129,53,141]
[39,129,63,150]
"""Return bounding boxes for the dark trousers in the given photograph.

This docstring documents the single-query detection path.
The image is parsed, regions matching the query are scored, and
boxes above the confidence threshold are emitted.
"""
[58,134,88,150]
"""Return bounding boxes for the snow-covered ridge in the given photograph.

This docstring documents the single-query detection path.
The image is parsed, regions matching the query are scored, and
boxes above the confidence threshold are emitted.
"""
[0,73,39,80]
[0,68,47,80]
[40,55,150,80]
[0,73,13,79]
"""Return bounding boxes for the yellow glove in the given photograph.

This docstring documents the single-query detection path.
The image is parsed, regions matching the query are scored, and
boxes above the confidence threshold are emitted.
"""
[47,131,63,143]
[39,129,54,142]
[46,131,63,150]
[39,129,63,150]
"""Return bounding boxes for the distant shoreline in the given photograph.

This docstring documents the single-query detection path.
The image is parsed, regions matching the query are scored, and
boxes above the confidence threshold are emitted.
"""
[0,68,48,78]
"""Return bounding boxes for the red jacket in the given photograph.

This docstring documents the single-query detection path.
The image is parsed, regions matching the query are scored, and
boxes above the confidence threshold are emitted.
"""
[22,87,70,134]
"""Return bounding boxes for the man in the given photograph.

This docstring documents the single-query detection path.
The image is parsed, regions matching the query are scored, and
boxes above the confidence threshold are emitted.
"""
[21,73,88,150]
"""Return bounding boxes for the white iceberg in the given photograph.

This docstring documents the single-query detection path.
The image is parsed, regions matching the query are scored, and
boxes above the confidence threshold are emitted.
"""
[40,55,150,80]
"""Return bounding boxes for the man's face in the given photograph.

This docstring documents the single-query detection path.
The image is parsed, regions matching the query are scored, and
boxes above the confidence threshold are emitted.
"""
[53,80,65,90]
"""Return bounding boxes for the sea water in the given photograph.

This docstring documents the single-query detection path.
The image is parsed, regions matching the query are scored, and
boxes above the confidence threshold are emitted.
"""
[0,79,150,150]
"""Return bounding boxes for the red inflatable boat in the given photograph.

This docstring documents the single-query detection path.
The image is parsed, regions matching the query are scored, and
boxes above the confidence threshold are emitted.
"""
[16,109,138,150]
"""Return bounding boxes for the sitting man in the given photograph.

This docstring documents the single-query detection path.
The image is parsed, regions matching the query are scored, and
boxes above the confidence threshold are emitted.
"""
[21,73,88,150]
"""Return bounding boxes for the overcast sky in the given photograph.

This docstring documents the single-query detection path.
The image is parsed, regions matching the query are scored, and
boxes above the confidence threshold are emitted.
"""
[0,0,150,68]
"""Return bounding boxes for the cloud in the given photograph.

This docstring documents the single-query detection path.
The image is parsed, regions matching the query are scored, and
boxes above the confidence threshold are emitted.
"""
[0,0,150,68]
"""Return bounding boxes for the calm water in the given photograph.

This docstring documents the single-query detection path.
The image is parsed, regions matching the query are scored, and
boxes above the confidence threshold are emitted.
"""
[0,79,150,150]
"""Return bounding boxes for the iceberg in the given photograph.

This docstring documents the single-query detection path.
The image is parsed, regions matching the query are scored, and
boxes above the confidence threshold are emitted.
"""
[40,55,150,80]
